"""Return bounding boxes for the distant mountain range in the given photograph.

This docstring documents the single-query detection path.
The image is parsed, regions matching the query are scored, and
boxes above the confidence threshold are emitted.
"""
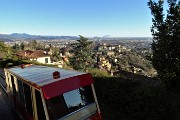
[0,33,79,41]
[0,33,152,42]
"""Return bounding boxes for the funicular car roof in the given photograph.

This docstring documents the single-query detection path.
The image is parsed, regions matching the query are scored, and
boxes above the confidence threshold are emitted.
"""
[5,65,94,99]
[6,65,86,86]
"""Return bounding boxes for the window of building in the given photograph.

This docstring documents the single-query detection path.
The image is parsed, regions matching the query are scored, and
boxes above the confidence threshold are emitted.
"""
[45,58,48,63]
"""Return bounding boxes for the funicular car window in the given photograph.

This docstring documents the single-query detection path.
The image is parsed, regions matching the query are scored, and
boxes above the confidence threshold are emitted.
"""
[46,85,95,120]
[17,79,25,105]
[23,83,33,116]
[35,90,46,120]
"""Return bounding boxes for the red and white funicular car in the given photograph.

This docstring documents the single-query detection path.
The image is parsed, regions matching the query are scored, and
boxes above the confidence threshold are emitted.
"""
[4,65,102,120]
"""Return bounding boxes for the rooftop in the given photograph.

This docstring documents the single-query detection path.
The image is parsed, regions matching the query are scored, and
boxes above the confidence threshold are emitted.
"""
[5,65,87,87]
[16,50,49,59]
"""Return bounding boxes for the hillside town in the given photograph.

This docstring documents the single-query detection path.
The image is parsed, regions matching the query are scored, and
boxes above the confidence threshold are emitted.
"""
[0,35,156,77]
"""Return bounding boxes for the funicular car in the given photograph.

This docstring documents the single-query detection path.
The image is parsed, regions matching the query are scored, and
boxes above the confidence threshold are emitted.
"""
[4,64,102,120]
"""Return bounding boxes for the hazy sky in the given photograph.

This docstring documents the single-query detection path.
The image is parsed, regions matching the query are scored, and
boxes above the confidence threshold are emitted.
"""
[0,0,167,37]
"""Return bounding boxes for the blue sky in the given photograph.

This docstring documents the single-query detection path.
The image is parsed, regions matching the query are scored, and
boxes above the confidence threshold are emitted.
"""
[0,0,165,37]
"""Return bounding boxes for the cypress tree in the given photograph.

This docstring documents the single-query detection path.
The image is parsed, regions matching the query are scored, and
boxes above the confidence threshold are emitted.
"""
[148,0,180,88]
[70,35,93,71]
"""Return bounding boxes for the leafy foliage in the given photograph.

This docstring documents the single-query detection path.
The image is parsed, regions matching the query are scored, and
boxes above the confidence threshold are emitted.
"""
[51,47,61,61]
[12,43,25,51]
[115,51,154,75]
[88,68,110,77]
[148,0,180,88]
[0,41,13,59]
[94,76,180,120]
[69,35,93,71]
[22,40,47,51]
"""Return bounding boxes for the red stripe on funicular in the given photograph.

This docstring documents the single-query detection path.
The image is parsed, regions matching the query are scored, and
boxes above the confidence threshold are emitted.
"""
[42,73,94,99]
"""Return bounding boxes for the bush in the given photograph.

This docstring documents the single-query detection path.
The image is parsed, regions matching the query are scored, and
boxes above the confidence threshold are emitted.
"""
[93,76,180,120]
[0,59,24,68]
[88,68,110,77]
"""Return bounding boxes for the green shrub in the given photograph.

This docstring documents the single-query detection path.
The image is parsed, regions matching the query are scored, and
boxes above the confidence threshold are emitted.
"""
[88,68,110,77]
[93,76,180,120]
[0,59,23,68]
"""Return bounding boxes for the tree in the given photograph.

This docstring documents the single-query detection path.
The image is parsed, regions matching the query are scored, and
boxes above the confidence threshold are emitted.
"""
[52,47,61,61]
[12,43,24,51]
[0,41,13,59]
[61,47,68,56]
[12,43,20,51]
[0,41,6,52]
[20,43,25,50]
[27,40,38,50]
[69,35,93,71]
[148,0,180,88]
[33,40,38,50]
